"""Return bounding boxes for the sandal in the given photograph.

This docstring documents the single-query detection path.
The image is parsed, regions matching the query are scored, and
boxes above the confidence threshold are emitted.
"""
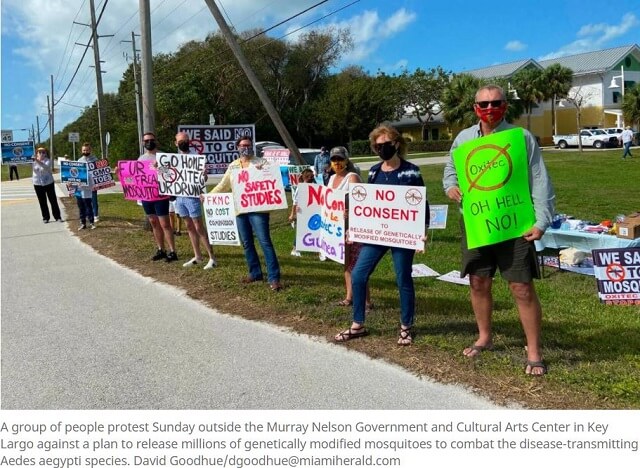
[334,325,369,342]
[525,360,547,376]
[462,343,494,358]
[336,299,353,306]
[397,326,413,346]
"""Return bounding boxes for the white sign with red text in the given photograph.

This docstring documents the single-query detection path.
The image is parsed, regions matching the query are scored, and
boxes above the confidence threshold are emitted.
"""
[231,164,287,214]
[295,183,346,264]
[202,193,240,245]
[348,183,426,250]
[263,148,290,166]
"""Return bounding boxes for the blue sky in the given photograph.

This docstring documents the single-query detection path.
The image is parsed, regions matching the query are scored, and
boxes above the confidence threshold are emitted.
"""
[2,0,639,142]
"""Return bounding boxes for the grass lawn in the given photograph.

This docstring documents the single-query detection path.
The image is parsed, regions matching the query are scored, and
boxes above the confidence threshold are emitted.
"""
[62,148,640,409]
[1,164,35,181]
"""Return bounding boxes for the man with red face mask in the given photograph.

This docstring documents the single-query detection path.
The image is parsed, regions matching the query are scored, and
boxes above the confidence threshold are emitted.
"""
[442,84,555,377]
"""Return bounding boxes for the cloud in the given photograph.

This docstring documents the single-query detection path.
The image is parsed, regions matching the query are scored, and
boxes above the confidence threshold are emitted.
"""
[505,40,526,52]
[539,12,639,59]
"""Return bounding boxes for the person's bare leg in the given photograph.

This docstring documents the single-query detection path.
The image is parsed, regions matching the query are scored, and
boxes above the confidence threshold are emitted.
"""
[463,274,494,357]
[194,217,215,260]
[148,216,164,250]
[183,217,202,260]
[158,215,175,252]
[510,281,545,375]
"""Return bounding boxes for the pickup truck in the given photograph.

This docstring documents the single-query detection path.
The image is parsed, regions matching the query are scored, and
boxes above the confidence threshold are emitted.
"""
[553,129,617,149]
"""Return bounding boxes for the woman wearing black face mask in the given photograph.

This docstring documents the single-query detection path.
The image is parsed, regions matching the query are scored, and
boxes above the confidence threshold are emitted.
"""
[335,124,429,346]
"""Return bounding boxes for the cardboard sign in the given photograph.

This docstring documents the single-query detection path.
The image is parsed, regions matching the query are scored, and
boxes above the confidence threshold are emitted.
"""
[202,193,240,245]
[592,248,640,305]
[88,159,115,190]
[117,160,165,201]
[231,164,287,214]
[178,124,255,175]
[295,183,346,264]
[1,141,35,165]
[61,160,89,185]
[156,152,207,198]
[348,183,426,250]
[452,127,535,249]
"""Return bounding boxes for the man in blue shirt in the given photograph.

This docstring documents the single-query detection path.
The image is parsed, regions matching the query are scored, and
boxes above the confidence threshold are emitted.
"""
[313,146,331,185]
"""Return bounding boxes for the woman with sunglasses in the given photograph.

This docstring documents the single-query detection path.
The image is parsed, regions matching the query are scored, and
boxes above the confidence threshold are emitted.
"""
[335,124,428,345]
[32,147,62,223]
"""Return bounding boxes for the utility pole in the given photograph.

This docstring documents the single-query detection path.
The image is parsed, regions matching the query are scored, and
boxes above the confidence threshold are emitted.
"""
[36,116,41,144]
[89,0,107,158]
[47,94,53,159]
[139,0,155,134]
[202,0,303,164]
[122,32,144,154]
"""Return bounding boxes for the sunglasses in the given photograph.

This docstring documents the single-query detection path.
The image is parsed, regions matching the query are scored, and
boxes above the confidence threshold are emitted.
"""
[374,141,395,151]
[475,100,505,109]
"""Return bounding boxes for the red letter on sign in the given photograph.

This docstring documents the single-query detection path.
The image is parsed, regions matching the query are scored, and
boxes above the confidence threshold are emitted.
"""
[375,189,395,201]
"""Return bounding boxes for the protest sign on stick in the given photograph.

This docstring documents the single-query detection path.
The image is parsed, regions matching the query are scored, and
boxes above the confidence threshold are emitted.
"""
[60,160,89,185]
[88,159,115,190]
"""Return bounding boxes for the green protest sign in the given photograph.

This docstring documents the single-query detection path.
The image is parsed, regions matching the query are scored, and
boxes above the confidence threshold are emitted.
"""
[452,127,535,249]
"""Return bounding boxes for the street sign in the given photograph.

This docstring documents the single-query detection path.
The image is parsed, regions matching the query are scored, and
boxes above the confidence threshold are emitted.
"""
[2,130,13,142]
[68,132,80,143]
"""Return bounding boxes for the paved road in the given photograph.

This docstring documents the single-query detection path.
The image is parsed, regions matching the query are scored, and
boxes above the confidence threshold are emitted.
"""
[1,176,504,410]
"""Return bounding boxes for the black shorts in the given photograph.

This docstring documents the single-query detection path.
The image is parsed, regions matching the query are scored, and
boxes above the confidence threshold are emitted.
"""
[141,199,170,217]
[460,220,540,282]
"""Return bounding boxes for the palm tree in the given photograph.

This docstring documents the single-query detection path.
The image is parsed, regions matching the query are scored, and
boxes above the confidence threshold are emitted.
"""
[442,74,483,128]
[511,68,545,131]
[622,83,640,130]
[541,64,573,135]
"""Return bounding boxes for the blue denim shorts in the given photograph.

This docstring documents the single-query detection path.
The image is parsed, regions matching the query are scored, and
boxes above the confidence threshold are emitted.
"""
[175,197,203,218]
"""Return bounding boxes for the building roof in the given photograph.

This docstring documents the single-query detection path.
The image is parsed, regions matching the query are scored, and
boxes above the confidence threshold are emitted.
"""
[465,59,542,78]
[461,44,639,78]
[538,44,639,75]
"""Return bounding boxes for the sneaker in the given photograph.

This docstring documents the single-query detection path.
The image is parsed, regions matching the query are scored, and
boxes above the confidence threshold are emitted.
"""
[151,249,167,261]
[43,219,50,224]
[78,225,86,231]
[203,258,217,270]
[290,249,302,257]
[183,257,202,268]
[55,218,63,222]
[90,224,96,230]
[94,216,99,222]
[165,251,178,263]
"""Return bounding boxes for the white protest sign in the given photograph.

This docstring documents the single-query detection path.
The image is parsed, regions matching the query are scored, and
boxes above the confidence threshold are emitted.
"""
[592,248,640,305]
[263,148,290,166]
[203,193,240,245]
[348,183,426,250]
[436,270,470,285]
[178,124,255,175]
[156,152,206,198]
[411,264,440,277]
[295,183,346,264]
[231,163,287,214]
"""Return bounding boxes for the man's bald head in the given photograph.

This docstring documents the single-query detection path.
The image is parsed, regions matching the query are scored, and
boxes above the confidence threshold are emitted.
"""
[175,132,189,144]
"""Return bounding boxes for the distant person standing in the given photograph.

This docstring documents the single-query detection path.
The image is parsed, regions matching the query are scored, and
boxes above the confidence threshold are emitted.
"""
[314,146,331,185]
[619,126,634,159]
[31,147,62,223]
[9,163,19,181]
[80,143,100,221]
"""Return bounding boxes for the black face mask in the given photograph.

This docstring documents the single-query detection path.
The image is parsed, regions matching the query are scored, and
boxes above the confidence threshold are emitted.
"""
[144,141,156,151]
[377,142,397,160]
[81,152,90,157]
[177,142,190,152]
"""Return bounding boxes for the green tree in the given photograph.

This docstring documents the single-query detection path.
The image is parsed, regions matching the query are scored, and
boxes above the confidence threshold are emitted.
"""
[441,74,483,128]
[541,63,573,135]
[398,66,450,139]
[622,83,640,129]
